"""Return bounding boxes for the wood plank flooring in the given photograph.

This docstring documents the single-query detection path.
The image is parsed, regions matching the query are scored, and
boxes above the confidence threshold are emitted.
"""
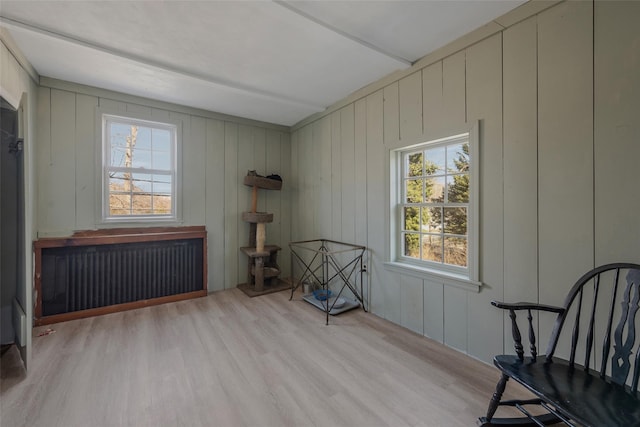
[1,288,531,427]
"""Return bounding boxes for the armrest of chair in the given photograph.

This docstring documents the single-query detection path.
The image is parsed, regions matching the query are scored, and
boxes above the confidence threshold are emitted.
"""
[491,301,565,314]
[491,301,564,361]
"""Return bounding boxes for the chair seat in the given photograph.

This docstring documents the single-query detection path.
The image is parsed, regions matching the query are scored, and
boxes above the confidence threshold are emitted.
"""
[494,355,640,427]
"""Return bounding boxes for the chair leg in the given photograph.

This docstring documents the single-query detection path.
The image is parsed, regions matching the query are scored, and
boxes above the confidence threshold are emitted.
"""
[485,373,509,421]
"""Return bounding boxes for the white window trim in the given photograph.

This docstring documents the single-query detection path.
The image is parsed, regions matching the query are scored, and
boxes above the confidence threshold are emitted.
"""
[96,107,183,226]
[384,122,481,291]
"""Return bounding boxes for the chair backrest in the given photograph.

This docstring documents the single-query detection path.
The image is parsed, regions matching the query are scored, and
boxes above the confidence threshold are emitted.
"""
[545,263,640,391]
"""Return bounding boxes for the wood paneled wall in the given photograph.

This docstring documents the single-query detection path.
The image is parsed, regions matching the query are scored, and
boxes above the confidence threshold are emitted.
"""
[290,1,640,363]
[35,82,291,292]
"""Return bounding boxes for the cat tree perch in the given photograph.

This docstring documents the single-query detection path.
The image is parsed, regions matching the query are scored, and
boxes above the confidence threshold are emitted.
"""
[237,173,289,297]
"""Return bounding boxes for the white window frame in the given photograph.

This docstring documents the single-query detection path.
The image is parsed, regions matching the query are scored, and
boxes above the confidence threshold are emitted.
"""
[385,123,481,291]
[98,110,182,224]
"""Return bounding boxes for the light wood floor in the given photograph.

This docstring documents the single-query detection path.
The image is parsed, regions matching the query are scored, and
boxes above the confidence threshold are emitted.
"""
[1,288,531,427]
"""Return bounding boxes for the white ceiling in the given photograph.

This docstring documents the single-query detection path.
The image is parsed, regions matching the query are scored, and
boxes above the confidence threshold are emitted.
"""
[0,1,526,126]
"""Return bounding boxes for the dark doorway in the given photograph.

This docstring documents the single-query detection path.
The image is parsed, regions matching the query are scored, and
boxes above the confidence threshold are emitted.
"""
[1,96,25,360]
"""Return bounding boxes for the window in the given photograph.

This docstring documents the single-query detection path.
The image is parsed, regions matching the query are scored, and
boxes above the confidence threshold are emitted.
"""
[389,127,479,286]
[102,114,178,221]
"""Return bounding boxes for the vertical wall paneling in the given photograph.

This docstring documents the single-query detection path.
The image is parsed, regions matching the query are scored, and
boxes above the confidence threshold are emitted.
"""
[465,34,504,362]
[442,52,467,129]
[330,111,342,241]
[317,116,332,239]
[237,125,255,282]
[383,82,400,146]
[48,89,76,235]
[502,16,539,353]
[443,286,468,352]
[36,87,51,235]
[206,119,225,291]
[594,1,640,265]
[265,130,282,258]
[290,130,300,244]
[365,90,386,315]
[400,275,424,335]
[380,83,402,323]
[385,271,402,325]
[251,128,266,213]
[299,125,314,241]
[279,132,292,278]
[399,71,423,142]
[340,105,356,245]
[354,99,369,303]
[423,278,444,342]
[537,1,594,351]
[422,61,444,135]
[74,94,98,230]
[224,122,239,289]
[184,115,206,225]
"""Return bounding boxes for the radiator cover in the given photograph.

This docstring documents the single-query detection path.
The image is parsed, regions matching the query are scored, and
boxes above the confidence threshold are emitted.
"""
[41,239,203,316]
[34,226,207,324]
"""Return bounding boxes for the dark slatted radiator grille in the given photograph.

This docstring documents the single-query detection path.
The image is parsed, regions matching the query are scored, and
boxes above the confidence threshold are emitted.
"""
[41,239,203,316]
[34,227,207,324]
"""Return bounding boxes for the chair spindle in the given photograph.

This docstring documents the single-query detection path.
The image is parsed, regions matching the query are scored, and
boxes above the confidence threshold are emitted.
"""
[527,309,537,361]
[509,309,524,361]
[569,289,583,367]
[601,268,621,378]
[584,274,600,370]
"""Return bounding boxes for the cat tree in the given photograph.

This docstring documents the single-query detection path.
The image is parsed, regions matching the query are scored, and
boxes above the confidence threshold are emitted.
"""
[237,173,289,297]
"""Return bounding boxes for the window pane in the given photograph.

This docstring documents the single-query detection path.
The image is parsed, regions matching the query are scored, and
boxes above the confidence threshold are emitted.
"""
[424,146,445,175]
[404,233,420,259]
[131,173,152,194]
[109,172,128,191]
[131,148,152,169]
[420,207,430,231]
[447,142,469,173]
[406,152,423,177]
[152,128,171,152]
[153,194,172,214]
[109,193,130,215]
[110,146,126,167]
[444,207,467,235]
[444,237,467,267]
[109,123,130,147]
[404,207,419,231]
[152,150,171,170]
[153,174,172,195]
[421,234,442,263]
[405,179,423,203]
[425,207,442,232]
[131,194,153,215]
[425,176,444,203]
[135,126,152,150]
[447,173,469,203]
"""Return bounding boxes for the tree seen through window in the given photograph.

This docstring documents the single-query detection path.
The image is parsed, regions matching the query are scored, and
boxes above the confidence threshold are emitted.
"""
[402,138,469,268]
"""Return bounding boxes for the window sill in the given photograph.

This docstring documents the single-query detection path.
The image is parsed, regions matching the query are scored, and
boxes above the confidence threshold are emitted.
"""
[383,262,482,292]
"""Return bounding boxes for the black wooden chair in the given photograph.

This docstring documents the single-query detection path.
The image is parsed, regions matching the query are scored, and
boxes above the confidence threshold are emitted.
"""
[478,263,640,426]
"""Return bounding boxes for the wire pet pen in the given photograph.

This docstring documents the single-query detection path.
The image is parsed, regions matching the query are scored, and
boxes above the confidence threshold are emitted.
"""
[289,239,366,324]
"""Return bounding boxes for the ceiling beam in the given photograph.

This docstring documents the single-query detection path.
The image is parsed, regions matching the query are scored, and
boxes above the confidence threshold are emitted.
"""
[274,1,412,67]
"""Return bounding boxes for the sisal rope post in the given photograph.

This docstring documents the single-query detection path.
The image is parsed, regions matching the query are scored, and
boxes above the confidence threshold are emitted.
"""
[256,223,266,253]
